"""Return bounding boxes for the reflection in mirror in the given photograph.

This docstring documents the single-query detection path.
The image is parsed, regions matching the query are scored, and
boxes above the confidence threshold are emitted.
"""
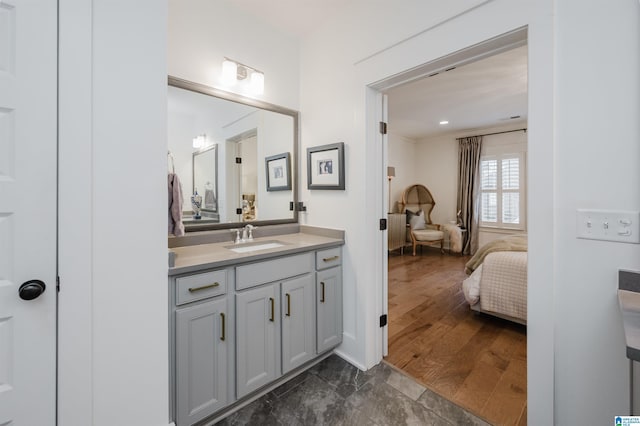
[192,145,219,221]
[167,76,298,232]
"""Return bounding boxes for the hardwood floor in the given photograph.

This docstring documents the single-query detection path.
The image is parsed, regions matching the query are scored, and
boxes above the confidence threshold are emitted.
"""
[385,248,527,426]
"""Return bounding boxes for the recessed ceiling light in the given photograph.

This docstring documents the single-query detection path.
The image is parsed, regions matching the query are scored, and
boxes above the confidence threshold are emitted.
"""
[439,120,449,125]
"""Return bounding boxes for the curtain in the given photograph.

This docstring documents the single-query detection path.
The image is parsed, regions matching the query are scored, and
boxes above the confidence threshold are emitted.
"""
[457,136,482,255]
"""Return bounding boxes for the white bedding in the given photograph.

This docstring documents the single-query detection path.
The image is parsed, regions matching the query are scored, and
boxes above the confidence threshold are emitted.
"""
[462,265,482,305]
[462,251,528,323]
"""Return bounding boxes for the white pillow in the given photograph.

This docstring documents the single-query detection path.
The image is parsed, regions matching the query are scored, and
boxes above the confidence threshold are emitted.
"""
[409,210,426,230]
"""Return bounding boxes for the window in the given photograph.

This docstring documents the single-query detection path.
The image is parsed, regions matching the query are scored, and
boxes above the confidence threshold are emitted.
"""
[480,152,525,229]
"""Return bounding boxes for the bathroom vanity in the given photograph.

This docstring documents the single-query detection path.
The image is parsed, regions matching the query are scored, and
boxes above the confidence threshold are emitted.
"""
[168,227,344,426]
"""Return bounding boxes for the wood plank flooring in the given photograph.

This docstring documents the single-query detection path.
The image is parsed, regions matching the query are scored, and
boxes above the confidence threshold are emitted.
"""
[386,248,527,426]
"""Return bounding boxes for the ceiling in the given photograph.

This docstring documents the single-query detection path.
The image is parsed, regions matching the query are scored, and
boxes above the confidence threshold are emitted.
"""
[218,1,528,141]
[387,45,528,140]
[229,0,349,37]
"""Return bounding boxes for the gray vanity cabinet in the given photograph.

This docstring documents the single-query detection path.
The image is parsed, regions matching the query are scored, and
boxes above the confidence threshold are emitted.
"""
[235,252,316,398]
[235,283,279,398]
[235,272,315,397]
[173,268,234,426]
[316,248,343,353]
[170,243,343,426]
[175,297,231,426]
[281,274,315,374]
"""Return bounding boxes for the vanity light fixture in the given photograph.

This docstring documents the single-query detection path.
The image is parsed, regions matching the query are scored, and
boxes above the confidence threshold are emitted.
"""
[221,57,264,95]
[221,59,237,85]
[193,134,206,149]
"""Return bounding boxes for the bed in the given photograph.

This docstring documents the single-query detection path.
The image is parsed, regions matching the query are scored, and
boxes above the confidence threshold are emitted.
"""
[462,234,527,325]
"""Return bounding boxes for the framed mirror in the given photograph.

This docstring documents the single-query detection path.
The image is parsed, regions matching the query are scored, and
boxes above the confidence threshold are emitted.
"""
[168,76,298,232]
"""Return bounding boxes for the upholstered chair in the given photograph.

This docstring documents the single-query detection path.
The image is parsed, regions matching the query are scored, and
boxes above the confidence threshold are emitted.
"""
[399,184,444,256]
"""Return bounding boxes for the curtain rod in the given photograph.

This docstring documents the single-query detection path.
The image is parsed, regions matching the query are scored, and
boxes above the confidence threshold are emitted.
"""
[456,128,527,140]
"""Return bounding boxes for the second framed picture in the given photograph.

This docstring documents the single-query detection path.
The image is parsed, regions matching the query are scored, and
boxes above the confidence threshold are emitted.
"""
[307,142,345,190]
[265,152,292,191]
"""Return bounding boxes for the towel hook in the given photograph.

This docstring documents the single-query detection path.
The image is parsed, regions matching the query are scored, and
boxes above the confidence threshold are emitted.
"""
[167,150,175,173]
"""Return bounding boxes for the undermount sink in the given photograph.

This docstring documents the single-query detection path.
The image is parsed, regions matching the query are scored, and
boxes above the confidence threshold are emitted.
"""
[225,240,286,253]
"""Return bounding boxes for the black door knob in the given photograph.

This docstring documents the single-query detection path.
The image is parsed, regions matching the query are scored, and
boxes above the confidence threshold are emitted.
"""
[19,279,46,301]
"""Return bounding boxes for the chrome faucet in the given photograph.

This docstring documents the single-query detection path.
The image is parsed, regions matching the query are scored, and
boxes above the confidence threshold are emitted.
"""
[242,224,256,242]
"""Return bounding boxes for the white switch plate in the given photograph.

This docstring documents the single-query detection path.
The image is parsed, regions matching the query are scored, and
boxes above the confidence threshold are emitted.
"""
[576,209,640,244]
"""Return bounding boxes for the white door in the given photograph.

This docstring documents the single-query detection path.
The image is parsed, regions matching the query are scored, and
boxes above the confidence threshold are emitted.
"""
[0,0,58,424]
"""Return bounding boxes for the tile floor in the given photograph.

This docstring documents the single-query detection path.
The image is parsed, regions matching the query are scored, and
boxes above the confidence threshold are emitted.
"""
[215,354,490,425]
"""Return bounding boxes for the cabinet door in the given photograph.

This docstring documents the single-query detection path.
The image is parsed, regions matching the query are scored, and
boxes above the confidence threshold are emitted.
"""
[281,274,315,374]
[236,284,278,398]
[316,266,343,353]
[176,297,230,426]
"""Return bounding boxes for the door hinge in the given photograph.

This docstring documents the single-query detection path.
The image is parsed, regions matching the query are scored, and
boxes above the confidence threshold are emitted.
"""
[290,201,306,212]
[56,276,60,292]
[235,157,242,164]
[379,218,387,231]
[379,121,387,135]
[379,314,388,327]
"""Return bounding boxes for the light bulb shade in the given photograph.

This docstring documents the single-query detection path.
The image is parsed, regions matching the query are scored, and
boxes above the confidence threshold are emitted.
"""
[192,134,206,149]
[222,59,237,85]
[249,71,264,95]
[387,166,396,179]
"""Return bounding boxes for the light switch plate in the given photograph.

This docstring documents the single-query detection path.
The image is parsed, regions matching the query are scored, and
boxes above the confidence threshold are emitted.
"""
[576,209,640,244]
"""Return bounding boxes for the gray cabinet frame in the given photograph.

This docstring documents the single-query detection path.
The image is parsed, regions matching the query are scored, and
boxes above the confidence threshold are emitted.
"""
[175,297,232,425]
[316,266,343,353]
[170,245,343,426]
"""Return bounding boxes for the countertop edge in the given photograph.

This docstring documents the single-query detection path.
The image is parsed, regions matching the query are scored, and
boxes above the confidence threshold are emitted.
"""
[168,238,343,276]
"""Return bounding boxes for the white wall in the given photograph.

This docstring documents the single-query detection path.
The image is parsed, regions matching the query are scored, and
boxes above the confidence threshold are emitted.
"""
[388,133,417,213]
[257,112,295,220]
[57,1,639,425]
[169,0,300,225]
[414,135,459,225]
[554,0,640,424]
[168,0,300,111]
[167,110,197,205]
[300,1,639,425]
[59,1,169,425]
[299,0,541,374]
[298,0,558,423]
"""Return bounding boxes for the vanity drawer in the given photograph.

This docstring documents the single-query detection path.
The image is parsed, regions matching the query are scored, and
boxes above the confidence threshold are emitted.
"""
[316,247,342,270]
[236,252,313,290]
[176,269,227,305]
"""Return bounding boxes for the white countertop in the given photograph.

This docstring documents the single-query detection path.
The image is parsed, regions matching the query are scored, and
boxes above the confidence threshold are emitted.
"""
[168,232,343,276]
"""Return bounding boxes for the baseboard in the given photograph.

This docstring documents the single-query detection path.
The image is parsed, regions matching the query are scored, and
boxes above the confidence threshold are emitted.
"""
[333,348,367,371]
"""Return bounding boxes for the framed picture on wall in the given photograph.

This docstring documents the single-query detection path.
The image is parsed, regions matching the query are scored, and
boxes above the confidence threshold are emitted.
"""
[307,142,345,190]
[265,152,291,191]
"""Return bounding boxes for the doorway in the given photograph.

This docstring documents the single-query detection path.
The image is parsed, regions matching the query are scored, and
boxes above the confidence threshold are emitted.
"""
[377,30,529,426]
[226,129,258,222]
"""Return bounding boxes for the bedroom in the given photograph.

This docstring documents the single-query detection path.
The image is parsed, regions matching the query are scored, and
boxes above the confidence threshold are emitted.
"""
[385,44,528,425]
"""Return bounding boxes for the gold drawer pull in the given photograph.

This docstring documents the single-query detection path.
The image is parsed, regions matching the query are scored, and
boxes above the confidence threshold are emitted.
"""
[269,297,275,322]
[220,313,226,341]
[320,282,325,303]
[286,293,291,317]
[323,255,339,262]
[188,282,220,293]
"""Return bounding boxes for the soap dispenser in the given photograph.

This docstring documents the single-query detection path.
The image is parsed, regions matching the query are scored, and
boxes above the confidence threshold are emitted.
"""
[191,189,202,219]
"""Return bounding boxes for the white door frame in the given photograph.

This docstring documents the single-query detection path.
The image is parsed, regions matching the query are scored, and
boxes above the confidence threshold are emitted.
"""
[370,26,528,351]
[366,25,555,425]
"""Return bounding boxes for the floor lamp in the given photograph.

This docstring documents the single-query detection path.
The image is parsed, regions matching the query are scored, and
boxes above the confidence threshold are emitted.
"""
[387,166,395,213]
